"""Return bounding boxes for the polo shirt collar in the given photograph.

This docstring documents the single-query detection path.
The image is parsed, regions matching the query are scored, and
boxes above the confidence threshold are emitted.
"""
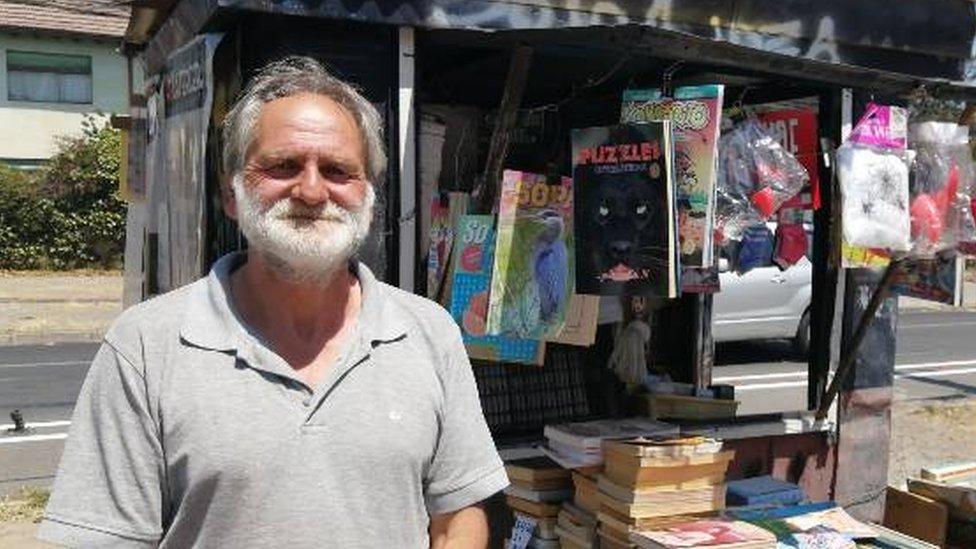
[180,252,409,354]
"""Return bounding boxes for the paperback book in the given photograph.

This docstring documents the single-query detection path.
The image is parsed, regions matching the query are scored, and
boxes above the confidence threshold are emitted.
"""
[572,122,679,297]
[447,215,544,365]
[488,170,575,339]
[621,85,723,271]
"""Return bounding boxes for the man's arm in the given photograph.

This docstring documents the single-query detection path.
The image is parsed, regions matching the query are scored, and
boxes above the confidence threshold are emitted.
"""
[429,505,489,549]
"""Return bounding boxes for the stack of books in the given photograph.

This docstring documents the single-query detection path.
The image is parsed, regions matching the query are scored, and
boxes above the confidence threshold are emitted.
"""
[504,457,574,548]
[595,436,735,548]
[542,418,678,469]
[554,501,599,549]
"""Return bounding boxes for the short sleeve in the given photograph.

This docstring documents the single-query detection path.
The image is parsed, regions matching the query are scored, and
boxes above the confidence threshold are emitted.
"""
[37,341,165,547]
[423,326,509,515]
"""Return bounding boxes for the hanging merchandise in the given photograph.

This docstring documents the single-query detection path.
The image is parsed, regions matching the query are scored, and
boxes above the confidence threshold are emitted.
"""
[487,170,575,339]
[447,215,544,365]
[572,122,679,298]
[908,121,976,257]
[773,221,808,269]
[715,118,809,244]
[754,102,822,210]
[607,296,652,386]
[734,222,775,275]
[620,85,724,271]
[838,104,912,252]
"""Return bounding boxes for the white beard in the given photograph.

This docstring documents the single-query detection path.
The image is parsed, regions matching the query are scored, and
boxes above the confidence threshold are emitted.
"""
[232,175,375,283]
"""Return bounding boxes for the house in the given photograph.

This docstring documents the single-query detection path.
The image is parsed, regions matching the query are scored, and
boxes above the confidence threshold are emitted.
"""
[0,0,129,168]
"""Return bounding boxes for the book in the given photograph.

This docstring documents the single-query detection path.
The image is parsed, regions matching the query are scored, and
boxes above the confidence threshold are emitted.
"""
[572,471,602,515]
[725,475,805,507]
[505,484,575,503]
[598,475,725,503]
[447,215,544,365]
[603,437,724,459]
[507,495,562,518]
[629,519,777,549]
[572,122,679,298]
[603,451,735,490]
[621,85,724,275]
[488,170,574,339]
[505,456,572,484]
[545,418,679,453]
[781,507,876,539]
[599,484,727,519]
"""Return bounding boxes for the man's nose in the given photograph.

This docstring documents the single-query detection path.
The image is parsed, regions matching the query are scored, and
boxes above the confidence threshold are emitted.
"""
[291,165,330,206]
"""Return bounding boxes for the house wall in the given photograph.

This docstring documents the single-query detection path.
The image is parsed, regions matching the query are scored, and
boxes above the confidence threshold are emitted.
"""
[0,31,130,163]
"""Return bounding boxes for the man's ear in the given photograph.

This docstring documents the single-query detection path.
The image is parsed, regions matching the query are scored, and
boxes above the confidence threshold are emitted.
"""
[222,177,238,220]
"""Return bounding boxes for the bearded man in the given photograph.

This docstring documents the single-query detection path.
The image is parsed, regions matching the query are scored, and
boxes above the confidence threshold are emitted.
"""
[38,56,508,548]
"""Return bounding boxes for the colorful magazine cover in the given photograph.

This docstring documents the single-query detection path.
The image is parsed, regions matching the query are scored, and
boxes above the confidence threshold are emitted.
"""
[448,215,544,365]
[487,170,574,339]
[572,122,678,298]
[621,85,723,270]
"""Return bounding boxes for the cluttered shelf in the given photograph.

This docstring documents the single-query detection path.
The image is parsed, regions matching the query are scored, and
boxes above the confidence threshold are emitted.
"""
[497,418,967,549]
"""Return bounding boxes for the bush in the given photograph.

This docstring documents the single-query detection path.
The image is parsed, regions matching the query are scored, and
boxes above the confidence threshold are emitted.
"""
[0,116,126,270]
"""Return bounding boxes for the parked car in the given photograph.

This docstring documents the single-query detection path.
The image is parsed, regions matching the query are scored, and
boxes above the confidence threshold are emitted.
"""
[712,224,812,355]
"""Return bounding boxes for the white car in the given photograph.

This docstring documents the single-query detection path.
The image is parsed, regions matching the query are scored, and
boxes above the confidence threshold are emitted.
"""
[712,227,813,355]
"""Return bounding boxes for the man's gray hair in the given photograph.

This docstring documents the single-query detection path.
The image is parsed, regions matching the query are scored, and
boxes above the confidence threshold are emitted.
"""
[222,56,386,184]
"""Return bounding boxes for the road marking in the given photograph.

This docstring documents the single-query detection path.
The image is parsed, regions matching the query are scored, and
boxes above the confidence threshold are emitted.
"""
[0,420,71,430]
[719,359,976,390]
[0,360,89,370]
[0,433,68,445]
[898,366,976,379]
[901,321,976,329]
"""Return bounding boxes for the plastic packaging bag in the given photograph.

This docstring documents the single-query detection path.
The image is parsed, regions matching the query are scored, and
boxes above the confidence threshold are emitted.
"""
[909,122,976,257]
[838,143,911,251]
[715,119,809,243]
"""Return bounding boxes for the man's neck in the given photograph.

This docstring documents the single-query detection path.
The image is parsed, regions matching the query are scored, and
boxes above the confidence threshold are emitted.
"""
[229,252,362,374]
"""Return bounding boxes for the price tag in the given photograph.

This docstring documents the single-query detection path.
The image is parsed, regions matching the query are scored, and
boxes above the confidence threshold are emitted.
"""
[509,515,537,549]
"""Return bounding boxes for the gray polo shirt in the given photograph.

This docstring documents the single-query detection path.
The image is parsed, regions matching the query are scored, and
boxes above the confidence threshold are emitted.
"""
[38,252,508,548]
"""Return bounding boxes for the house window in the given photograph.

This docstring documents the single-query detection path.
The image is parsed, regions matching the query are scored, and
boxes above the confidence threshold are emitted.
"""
[6,51,92,104]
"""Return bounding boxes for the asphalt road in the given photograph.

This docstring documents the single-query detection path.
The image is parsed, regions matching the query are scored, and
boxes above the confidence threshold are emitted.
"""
[1,310,975,496]
[715,310,976,415]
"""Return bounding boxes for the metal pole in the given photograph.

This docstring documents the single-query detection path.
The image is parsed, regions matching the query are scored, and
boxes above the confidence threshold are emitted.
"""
[815,259,901,421]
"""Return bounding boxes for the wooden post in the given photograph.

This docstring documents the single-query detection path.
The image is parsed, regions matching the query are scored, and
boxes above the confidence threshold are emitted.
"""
[474,45,533,213]
[397,26,417,291]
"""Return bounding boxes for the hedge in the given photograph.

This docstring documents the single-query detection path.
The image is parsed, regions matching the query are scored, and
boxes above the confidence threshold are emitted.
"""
[0,118,126,270]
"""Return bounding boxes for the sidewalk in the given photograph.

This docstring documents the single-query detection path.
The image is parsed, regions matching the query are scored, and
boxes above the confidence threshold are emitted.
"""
[0,272,122,344]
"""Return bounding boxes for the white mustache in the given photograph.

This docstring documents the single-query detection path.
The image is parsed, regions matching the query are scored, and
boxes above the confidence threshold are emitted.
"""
[267,201,354,223]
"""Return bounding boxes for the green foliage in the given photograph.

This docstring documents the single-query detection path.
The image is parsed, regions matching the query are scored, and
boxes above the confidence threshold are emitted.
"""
[0,116,126,270]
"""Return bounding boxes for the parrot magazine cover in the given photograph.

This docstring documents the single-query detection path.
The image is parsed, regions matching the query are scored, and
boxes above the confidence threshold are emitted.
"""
[487,170,575,340]
[572,122,678,298]
[621,85,722,270]
[448,215,544,365]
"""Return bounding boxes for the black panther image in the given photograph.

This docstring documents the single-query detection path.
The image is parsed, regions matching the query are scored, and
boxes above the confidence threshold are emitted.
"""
[573,124,677,297]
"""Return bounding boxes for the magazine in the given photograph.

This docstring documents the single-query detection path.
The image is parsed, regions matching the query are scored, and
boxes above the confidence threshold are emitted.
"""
[572,122,679,297]
[447,215,544,365]
[487,170,574,339]
[621,85,723,271]
[630,519,776,548]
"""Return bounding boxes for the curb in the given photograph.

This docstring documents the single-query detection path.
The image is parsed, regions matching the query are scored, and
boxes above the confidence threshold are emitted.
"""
[0,330,105,346]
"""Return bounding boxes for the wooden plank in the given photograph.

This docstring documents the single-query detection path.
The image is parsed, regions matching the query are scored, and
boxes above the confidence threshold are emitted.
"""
[883,486,948,547]
[908,479,976,522]
[474,45,532,213]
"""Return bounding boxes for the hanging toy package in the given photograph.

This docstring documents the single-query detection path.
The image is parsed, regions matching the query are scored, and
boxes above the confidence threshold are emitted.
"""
[838,104,912,252]
[909,121,976,257]
[715,118,809,244]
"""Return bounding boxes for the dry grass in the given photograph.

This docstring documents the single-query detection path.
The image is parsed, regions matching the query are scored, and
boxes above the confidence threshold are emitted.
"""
[0,488,49,523]
[0,269,121,278]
